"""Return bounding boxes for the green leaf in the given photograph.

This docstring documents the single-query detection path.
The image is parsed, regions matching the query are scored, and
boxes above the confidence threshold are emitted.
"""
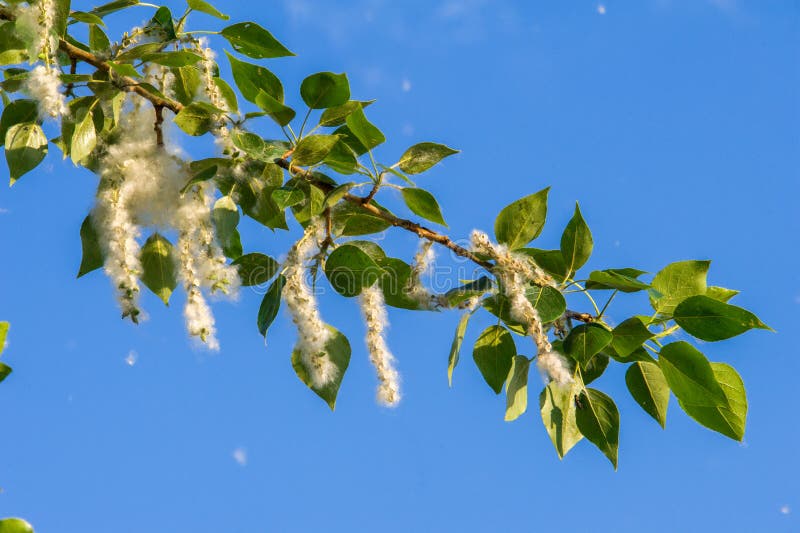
[89,0,139,17]
[140,233,177,305]
[5,123,47,185]
[443,276,493,308]
[447,310,472,387]
[212,196,243,258]
[585,268,649,292]
[677,363,747,441]
[0,321,8,357]
[271,186,306,210]
[188,0,229,19]
[515,248,568,283]
[494,188,549,250]
[397,142,458,174]
[674,295,771,342]
[115,43,163,62]
[626,361,669,428]
[180,165,217,194]
[376,257,422,310]
[658,341,727,407]
[563,323,613,366]
[322,182,355,208]
[77,214,104,278]
[89,24,111,53]
[575,388,620,469]
[171,65,201,106]
[582,353,609,384]
[300,72,350,109]
[232,253,278,287]
[70,109,97,164]
[706,286,739,302]
[505,356,530,421]
[539,379,583,459]
[0,362,11,384]
[71,11,106,25]
[650,260,710,315]
[0,22,26,66]
[51,0,71,37]
[226,52,284,103]
[472,325,515,394]
[147,6,176,40]
[0,518,34,533]
[324,244,382,297]
[319,100,373,127]
[142,51,202,67]
[560,202,593,276]
[213,77,238,112]
[257,274,285,337]
[174,102,216,136]
[292,326,351,410]
[611,317,654,357]
[0,99,37,147]
[331,200,392,236]
[345,106,384,151]
[221,22,293,59]
[254,90,295,126]
[482,285,566,333]
[401,187,446,226]
[107,61,141,78]
[293,134,340,166]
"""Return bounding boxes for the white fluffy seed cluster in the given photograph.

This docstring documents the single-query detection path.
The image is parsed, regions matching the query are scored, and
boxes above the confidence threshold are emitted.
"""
[470,230,572,386]
[16,0,67,119]
[283,218,338,387]
[404,240,438,309]
[359,283,401,407]
[93,101,239,349]
[196,38,232,147]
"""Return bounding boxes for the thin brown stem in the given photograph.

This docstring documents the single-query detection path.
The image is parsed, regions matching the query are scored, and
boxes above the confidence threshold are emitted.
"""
[154,105,165,147]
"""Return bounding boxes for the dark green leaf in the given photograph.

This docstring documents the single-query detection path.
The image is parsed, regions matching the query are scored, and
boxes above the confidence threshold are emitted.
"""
[226,52,284,103]
[575,388,620,469]
[89,0,139,18]
[89,24,111,53]
[674,295,771,342]
[147,6,176,40]
[324,244,382,297]
[257,274,285,337]
[505,355,530,421]
[586,268,650,292]
[377,257,423,310]
[292,326,351,410]
[515,248,567,283]
[482,285,566,333]
[447,310,472,387]
[472,325,515,394]
[323,182,355,208]
[345,106,384,151]
[171,65,201,106]
[188,0,229,19]
[77,214,104,278]
[443,276,493,308]
[401,187,446,226]
[140,233,177,305]
[677,363,747,441]
[626,361,669,428]
[180,165,217,194]
[221,22,294,59]
[71,11,106,25]
[494,188,549,250]
[293,134,340,166]
[271,186,306,209]
[300,72,350,109]
[212,195,242,258]
[650,260,710,315]
[560,202,593,276]
[539,379,583,459]
[5,122,47,185]
[563,323,613,365]
[331,200,392,236]
[397,142,458,174]
[611,317,654,357]
[233,253,278,287]
[0,362,11,384]
[658,341,727,407]
[108,61,141,78]
[582,353,609,385]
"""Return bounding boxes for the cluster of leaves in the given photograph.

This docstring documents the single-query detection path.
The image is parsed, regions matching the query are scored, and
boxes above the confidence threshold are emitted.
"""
[0,0,771,468]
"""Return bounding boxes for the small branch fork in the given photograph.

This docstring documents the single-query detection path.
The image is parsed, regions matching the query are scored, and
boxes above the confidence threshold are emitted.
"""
[0,6,594,324]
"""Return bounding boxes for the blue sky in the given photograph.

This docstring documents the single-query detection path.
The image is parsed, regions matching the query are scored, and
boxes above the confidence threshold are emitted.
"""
[1,1,798,531]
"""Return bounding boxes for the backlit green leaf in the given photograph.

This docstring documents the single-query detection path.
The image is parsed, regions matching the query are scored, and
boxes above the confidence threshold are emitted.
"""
[626,361,669,428]
[70,109,97,164]
[212,195,243,258]
[226,52,284,103]
[472,325,515,394]
[401,187,446,226]
[5,122,47,185]
[494,188,549,250]
[658,341,727,407]
[505,355,530,421]
[174,102,216,136]
[539,379,583,459]
[611,317,654,357]
[0,100,37,147]
[254,90,295,126]
[586,268,649,292]
[677,362,747,441]
[560,202,593,276]
[140,233,177,305]
[292,326,351,410]
[345,107,384,151]
[448,310,472,387]
[188,0,229,19]
[221,22,294,59]
[397,142,458,174]
[674,295,771,341]
[293,134,340,166]
[650,260,710,315]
